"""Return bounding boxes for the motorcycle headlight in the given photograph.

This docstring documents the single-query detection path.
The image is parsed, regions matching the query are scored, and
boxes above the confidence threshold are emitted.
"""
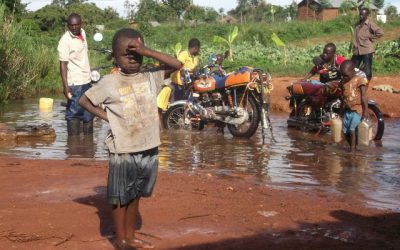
[91,70,101,82]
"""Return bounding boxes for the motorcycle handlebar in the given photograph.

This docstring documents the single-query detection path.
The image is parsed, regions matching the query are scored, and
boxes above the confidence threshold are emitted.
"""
[93,48,112,54]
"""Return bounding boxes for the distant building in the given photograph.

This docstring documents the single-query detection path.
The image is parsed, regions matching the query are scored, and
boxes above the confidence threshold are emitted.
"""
[376,14,387,23]
[297,0,378,21]
[95,25,104,31]
[218,15,238,24]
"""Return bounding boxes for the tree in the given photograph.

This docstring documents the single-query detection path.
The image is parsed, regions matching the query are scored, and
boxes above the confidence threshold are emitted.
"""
[1,0,26,15]
[373,0,384,10]
[184,5,205,22]
[384,4,398,19]
[124,0,136,20]
[51,0,67,7]
[204,7,219,22]
[219,8,224,16]
[135,0,174,22]
[319,0,333,8]
[287,1,298,20]
[135,0,159,22]
[161,0,191,22]
[340,0,357,14]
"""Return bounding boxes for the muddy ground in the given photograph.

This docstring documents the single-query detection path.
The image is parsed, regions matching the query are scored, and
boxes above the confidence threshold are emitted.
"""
[0,157,399,250]
[270,76,400,118]
[0,76,399,249]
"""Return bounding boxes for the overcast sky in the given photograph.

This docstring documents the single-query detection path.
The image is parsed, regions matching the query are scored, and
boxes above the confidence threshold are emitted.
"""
[21,0,400,16]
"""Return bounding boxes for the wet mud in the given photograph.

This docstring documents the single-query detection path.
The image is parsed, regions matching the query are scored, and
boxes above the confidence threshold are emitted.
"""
[0,157,399,249]
[0,76,399,249]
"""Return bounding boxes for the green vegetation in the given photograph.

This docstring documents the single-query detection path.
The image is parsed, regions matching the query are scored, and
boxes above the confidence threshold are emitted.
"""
[0,1,399,103]
[0,5,58,102]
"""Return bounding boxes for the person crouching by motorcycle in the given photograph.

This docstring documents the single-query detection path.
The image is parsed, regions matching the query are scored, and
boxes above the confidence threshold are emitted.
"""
[170,38,201,102]
[304,43,345,83]
[340,60,369,152]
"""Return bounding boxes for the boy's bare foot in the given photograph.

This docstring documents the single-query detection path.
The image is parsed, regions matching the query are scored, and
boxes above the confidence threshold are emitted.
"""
[114,240,136,250]
[126,238,155,249]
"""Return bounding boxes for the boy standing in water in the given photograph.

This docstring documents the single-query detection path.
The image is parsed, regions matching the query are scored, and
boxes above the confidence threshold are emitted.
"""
[340,60,368,152]
[79,28,181,249]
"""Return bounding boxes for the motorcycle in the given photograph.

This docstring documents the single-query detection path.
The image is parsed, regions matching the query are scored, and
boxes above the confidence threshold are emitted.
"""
[286,79,384,140]
[159,65,275,141]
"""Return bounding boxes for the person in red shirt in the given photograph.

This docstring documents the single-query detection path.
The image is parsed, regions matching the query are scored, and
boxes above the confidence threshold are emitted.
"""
[304,43,345,83]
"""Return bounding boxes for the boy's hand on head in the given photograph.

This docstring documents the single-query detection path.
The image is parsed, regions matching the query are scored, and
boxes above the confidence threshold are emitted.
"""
[127,37,148,56]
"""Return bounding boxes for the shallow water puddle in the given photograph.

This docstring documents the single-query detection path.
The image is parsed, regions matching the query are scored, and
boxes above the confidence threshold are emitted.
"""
[0,98,399,211]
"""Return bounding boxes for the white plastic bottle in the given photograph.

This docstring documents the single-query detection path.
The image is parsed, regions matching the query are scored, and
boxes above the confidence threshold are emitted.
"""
[358,119,372,146]
[331,117,343,143]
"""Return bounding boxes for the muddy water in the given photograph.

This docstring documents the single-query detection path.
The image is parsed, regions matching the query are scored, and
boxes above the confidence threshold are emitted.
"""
[0,98,399,211]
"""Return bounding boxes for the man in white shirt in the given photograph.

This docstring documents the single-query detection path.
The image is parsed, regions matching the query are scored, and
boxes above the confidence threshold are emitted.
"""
[58,13,93,136]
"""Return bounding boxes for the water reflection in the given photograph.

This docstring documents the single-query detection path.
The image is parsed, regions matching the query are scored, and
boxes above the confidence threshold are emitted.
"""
[66,135,96,159]
[0,99,399,211]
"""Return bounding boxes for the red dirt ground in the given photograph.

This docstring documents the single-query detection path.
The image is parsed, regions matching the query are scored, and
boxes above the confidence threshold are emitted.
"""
[270,76,400,118]
[0,76,399,249]
[0,157,399,250]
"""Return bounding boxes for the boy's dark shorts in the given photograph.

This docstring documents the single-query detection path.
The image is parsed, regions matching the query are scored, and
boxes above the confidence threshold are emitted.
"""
[107,147,158,206]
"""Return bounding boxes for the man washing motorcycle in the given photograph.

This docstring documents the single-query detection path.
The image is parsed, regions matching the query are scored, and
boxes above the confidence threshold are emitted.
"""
[340,60,369,152]
[303,43,345,84]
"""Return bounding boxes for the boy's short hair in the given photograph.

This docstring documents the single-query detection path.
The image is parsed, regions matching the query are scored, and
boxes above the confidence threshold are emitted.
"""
[112,28,144,63]
[188,38,200,49]
[340,60,355,73]
[324,42,336,53]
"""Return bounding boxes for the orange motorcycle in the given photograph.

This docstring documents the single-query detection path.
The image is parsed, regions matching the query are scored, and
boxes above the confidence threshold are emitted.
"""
[161,66,274,140]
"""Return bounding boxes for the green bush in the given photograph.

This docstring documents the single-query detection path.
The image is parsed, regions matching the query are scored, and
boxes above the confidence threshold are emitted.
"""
[0,5,58,103]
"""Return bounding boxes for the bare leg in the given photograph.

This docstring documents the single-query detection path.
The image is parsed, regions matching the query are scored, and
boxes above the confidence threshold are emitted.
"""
[125,198,154,249]
[350,132,357,152]
[125,198,139,240]
[112,204,127,247]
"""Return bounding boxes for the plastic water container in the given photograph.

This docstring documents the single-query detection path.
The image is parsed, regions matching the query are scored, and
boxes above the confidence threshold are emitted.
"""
[39,98,53,112]
[331,117,343,143]
[358,119,372,146]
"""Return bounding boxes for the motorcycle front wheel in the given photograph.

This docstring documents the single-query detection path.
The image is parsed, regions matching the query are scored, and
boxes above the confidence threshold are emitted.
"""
[227,95,261,138]
[163,104,204,130]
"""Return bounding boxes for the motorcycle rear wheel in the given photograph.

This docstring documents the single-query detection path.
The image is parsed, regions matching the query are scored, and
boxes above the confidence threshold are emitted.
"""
[367,103,384,140]
[227,95,260,138]
[163,104,204,130]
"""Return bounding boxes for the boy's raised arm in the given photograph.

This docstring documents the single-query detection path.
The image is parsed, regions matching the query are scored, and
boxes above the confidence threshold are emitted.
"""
[128,38,181,71]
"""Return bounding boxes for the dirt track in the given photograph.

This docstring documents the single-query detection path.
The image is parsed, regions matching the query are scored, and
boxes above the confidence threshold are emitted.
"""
[0,157,399,249]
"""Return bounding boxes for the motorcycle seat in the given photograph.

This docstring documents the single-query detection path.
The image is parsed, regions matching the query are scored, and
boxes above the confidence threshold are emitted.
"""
[194,67,254,93]
[292,81,324,96]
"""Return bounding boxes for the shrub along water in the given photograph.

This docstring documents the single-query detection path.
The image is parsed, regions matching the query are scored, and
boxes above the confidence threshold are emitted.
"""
[0,5,58,103]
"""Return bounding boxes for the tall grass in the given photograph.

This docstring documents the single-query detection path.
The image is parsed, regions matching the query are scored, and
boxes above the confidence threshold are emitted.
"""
[0,5,59,103]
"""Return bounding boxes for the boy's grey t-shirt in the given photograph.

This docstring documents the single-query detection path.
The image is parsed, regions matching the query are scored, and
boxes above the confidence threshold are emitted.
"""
[85,70,164,153]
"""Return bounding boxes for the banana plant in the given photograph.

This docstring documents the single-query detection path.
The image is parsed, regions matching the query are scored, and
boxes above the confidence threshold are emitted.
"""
[271,33,288,67]
[213,26,238,61]
[348,26,355,57]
